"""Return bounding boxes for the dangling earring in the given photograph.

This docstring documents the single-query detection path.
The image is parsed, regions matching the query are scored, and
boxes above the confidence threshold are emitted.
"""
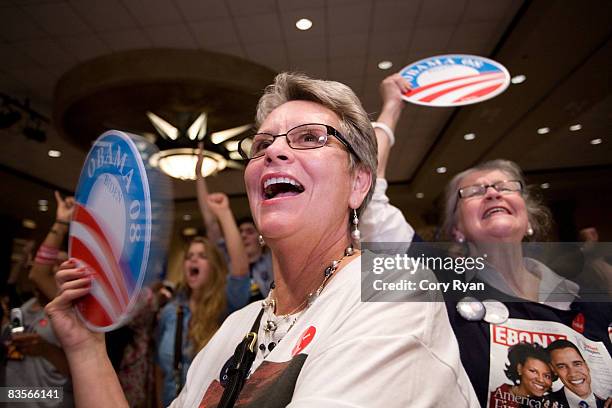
[258,234,266,246]
[526,224,534,237]
[456,235,465,244]
[350,209,361,241]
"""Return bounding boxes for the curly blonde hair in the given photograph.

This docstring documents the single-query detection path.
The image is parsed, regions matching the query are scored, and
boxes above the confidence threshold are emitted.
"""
[179,236,227,354]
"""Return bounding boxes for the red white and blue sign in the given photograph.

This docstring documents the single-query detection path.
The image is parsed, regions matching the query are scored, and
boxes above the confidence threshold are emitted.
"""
[399,54,510,107]
[70,131,172,332]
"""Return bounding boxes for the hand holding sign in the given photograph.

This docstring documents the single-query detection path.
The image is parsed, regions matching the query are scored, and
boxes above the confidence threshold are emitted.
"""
[45,259,104,351]
[61,131,172,332]
[380,73,411,109]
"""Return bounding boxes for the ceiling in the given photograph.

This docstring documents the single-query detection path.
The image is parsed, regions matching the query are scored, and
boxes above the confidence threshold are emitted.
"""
[1,0,611,242]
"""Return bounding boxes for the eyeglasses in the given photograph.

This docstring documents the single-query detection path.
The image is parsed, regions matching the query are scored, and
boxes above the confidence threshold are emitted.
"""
[457,180,523,199]
[238,123,358,160]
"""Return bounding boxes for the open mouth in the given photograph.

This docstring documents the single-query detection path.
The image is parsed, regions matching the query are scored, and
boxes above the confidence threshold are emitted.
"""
[262,176,305,200]
[570,379,585,385]
[483,206,511,219]
[189,267,199,277]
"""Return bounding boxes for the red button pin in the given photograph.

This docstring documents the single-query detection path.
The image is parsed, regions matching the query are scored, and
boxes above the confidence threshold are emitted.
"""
[292,326,316,356]
[572,313,585,333]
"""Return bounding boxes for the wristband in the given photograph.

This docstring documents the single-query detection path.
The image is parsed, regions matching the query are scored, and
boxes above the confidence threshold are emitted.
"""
[55,219,70,226]
[34,244,59,265]
[371,122,395,146]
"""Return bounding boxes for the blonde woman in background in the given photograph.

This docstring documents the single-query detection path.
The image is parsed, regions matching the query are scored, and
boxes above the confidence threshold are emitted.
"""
[156,236,246,406]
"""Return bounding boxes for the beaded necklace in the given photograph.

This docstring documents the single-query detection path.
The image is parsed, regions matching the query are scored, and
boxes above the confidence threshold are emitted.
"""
[259,245,355,354]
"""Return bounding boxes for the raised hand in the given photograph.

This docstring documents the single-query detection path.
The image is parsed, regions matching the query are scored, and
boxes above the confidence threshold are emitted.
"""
[380,73,410,110]
[44,259,129,406]
[54,191,75,224]
[206,192,231,217]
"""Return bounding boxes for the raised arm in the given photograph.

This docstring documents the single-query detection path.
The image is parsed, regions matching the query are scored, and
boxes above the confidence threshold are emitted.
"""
[372,73,410,178]
[196,142,222,243]
[360,73,414,244]
[206,193,249,279]
[8,240,34,285]
[29,191,75,301]
[45,260,128,408]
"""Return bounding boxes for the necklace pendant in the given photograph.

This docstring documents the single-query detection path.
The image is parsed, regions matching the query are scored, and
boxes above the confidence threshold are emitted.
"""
[263,320,278,333]
[262,298,275,310]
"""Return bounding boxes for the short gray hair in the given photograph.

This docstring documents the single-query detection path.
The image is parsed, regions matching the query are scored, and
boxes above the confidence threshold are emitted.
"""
[255,72,377,212]
[442,159,553,241]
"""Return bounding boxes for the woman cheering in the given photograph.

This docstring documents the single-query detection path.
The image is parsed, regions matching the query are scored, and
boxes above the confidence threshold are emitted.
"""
[156,236,233,406]
[45,73,477,407]
[442,160,611,406]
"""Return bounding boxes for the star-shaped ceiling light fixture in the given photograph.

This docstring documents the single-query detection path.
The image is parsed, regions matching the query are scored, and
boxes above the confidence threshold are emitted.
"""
[146,110,251,180]
[53,49,276,181]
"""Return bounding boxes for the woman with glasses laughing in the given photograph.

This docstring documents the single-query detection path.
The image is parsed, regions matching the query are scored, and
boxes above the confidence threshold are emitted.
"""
[440,160,612,407]
[45,72,477,407]
[442,160,565,301]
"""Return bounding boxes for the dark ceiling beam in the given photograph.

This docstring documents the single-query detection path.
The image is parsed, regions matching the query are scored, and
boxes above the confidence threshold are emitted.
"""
[0,92,50,124]
[0,164,72,196]
[473,31,612,167]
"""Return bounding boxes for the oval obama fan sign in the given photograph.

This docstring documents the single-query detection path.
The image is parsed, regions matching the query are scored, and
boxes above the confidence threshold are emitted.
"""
[70,131,172,332]
[399,54,511,107]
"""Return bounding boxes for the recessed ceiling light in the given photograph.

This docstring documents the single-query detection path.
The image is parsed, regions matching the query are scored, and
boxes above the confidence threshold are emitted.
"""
[540,183,550,189]
[463,133,476,141]
[416,192,424,199]
[38,199,48,206]
[569,124,582,131]
[590,138,602,145]
[182,214,192,221]
[536,127,550,135]
[295,18,313,31]
[436,166,447,174]
[377,60,393,70]
[48,149,62,158]
[182,227,197,236]
[22,219,37,229]
[511,75,526,84]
